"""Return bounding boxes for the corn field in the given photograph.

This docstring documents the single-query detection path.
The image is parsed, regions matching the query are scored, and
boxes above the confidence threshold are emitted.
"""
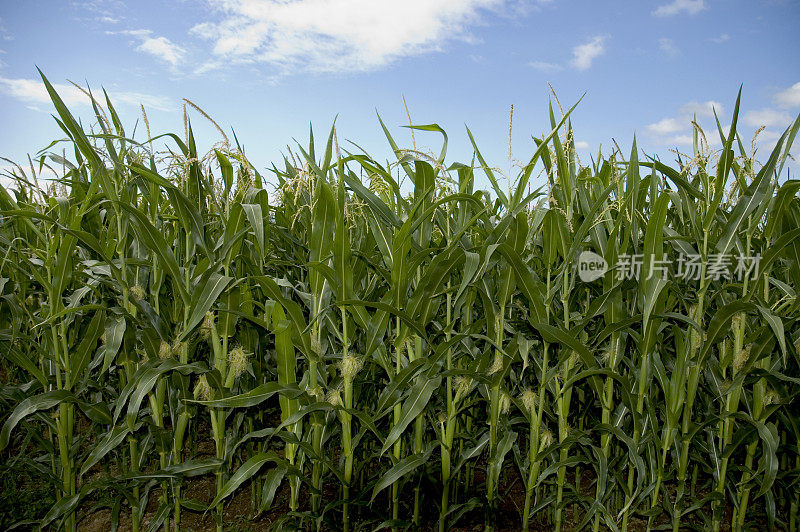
[1,73,800,531]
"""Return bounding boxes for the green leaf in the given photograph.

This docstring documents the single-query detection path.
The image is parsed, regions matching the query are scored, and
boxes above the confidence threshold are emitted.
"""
[193,382,303,409]
[207,452,286,509]
[381,375,441,455]
[242,203,265,258]
[181,273,232,341]
[0,390,74,451]
[70,310,104,386]
[120,203,189,304]
[80,425,130,475]
[259,463,288,512]
[371,442,435,501]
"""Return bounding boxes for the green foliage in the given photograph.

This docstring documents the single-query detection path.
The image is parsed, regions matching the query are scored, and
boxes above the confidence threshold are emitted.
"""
[1,74,800,532]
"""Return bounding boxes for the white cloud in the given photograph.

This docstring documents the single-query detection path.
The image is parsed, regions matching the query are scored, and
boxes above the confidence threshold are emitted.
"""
[0,76,172,112]
[116,29,186,67]
[0,77,88,106]
[653,0,707,17]
[76,0,126,25]
[0,16,12,41]
[529,60,563,72]
[743,108,793,128]
[191,0,508,73]
[107,90,173,111]
[647,117,685,136]
[194,60,224,75]
[709,33,730,44]
[679,100,724,117]
[570,35,606,71]
[0,164,60,192]
[137,36,185,66]
[659,37,679,57]
[758,130,781,143]
[574,140,590,150]
[0,165,19,190]
[774,82,800,108]
[665,134,694,146]
[645,100,726,147]
[749,129,792,158]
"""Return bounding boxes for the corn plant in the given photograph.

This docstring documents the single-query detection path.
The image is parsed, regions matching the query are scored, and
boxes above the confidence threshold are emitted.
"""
[1,72,800,532]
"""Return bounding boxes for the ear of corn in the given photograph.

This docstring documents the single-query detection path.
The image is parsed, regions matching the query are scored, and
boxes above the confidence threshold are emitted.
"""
[1,72,800,532]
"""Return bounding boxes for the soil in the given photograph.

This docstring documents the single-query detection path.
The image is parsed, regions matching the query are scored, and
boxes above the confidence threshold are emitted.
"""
[5,422,766,531]
[72,467,700,532]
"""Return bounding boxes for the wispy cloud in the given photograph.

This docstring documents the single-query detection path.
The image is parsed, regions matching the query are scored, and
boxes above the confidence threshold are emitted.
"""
[653,0,707,17]
[114,29,186,67]
[645,96,796,155]
[0,76,173,112]
[106,90,174,111]
[709,33,730,43]
[646,99,724,146]
[774,81,800,108]
[646,117,685,136]
[529,60,563,72]
[530,35,606,73]
[0,77,92,107]
[659,37,679,57]
[190,0,509,74]
[743,108,793,128]
[193,60,224,76]
[0,17,12,41]
[74,0,126,26]
[735,82,800,154]
[0,164,61,191]
[679,100,724,117]
[571,35,606,71]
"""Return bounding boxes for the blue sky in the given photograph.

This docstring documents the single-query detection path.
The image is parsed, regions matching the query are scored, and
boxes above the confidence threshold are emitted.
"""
[1,0,799,189]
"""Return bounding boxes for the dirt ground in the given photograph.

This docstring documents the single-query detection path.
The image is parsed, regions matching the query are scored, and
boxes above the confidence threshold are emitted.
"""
[73,468,674,531]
